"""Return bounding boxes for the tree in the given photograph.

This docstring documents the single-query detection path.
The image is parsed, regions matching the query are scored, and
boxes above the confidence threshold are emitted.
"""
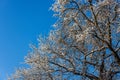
[9,0,120,80]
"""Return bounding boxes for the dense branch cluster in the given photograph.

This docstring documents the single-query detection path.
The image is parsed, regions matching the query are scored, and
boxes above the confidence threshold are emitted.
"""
[9,0,120,80]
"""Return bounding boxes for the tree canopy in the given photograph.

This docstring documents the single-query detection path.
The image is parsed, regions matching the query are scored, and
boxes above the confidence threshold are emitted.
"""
[9,0,120,80]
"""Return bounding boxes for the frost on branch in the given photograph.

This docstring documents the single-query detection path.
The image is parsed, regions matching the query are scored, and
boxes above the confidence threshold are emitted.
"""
[9,0,120,80]
[50,0,69,13]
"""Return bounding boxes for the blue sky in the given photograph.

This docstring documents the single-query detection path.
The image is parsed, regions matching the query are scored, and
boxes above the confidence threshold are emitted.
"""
[0,0,55,79]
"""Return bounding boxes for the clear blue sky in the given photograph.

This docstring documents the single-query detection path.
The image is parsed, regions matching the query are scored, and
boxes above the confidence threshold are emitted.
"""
[0,0,55,79]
